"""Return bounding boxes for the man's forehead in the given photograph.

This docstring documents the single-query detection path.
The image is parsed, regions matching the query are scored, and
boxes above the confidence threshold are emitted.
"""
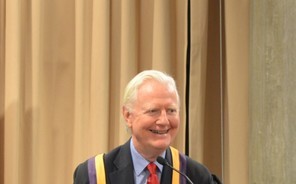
[138,79,169,91]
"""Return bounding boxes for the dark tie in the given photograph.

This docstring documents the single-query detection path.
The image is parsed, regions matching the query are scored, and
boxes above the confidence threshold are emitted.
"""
[147,162,159,184]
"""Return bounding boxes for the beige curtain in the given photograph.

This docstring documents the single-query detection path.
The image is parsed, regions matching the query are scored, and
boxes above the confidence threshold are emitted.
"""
[189,0,249,184]
[0,0,249,184]
[1,0,187,184]
[189,0,223,180]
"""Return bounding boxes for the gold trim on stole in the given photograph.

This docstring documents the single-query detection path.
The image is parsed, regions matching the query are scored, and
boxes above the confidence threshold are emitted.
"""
[170,146,180,184]
[95,154,106,184]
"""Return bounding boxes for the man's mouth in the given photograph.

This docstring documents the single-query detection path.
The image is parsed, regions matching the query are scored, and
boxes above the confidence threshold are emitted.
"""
[149,129,169,134]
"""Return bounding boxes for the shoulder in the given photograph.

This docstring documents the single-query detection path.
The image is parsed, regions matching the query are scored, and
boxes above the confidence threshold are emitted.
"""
[168,147,219,184]
[73,159,90,184]
[73,140,132,183]
[72,148,121,184]
[184,155,217,184]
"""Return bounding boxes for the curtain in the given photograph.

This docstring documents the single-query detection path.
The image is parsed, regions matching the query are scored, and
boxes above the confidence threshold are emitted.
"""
[1,0,249,184]
[188,1,249,183]
[188,0,223,179]
[1,0,187,183]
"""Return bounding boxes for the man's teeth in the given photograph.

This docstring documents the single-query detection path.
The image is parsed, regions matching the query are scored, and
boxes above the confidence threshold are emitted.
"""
[150,129,168,134]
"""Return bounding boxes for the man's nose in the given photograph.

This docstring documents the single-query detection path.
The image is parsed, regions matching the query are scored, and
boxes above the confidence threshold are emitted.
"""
[156,110,169,124]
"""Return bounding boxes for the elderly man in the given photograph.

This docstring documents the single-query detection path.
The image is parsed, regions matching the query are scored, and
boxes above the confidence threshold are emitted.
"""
[74,70,221,184]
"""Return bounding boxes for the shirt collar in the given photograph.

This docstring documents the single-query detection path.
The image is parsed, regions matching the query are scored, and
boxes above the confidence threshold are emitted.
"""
[130,138,166,176]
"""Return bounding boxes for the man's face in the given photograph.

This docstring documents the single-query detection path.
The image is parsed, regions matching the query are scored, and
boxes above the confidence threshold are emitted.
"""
[123,79,180,158]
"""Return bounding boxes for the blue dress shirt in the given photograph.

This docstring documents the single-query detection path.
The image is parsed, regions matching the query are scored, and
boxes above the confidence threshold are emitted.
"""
[130,139,166,184]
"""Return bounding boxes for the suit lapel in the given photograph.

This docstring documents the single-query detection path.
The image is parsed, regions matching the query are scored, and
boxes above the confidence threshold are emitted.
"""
[109,140,135,184]
[160,148,173,184]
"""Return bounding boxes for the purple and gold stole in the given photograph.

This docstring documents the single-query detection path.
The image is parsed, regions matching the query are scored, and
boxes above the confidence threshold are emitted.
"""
[87,147,187,184]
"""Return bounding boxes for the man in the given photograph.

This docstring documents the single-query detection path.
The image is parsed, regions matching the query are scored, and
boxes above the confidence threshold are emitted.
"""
[73,70,221,184]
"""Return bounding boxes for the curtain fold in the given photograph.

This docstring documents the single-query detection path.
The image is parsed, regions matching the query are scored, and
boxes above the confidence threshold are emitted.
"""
[189,0,224,180]
[189,0,209,162]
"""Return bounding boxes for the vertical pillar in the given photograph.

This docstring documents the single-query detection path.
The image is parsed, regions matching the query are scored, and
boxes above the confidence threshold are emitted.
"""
[250,0,296,183]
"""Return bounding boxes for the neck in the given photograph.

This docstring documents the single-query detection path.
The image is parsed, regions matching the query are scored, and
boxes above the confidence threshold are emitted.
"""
[131,139,166,162]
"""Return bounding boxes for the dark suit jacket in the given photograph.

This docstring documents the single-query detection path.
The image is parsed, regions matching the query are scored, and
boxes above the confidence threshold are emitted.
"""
[74,140,221,184]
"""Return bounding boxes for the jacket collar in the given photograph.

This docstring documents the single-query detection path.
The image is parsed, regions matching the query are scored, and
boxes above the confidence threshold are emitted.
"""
[108,139,173,184]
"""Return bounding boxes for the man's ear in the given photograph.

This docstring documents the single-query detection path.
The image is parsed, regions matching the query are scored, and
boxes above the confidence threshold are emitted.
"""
[122,106,132,128]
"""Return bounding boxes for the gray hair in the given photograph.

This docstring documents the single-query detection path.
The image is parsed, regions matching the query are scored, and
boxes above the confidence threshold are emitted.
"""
[122,70,180,111]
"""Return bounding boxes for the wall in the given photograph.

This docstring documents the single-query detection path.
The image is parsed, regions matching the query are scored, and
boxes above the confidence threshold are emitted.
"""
[250,0,296,183]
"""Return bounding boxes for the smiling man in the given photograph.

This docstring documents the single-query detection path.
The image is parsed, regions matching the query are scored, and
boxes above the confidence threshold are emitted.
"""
[73,70,221,184]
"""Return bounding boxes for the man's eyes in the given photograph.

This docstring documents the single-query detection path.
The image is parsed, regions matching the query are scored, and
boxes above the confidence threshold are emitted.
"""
[145,108,177,115]
[167,108,177,114]
[146,109,160,115]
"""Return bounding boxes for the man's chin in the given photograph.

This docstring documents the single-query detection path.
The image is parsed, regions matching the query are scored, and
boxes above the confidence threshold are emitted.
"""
[152,141,171,151]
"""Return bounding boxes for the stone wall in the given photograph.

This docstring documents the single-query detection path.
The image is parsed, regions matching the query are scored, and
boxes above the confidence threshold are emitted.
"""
[250,0,296,183]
